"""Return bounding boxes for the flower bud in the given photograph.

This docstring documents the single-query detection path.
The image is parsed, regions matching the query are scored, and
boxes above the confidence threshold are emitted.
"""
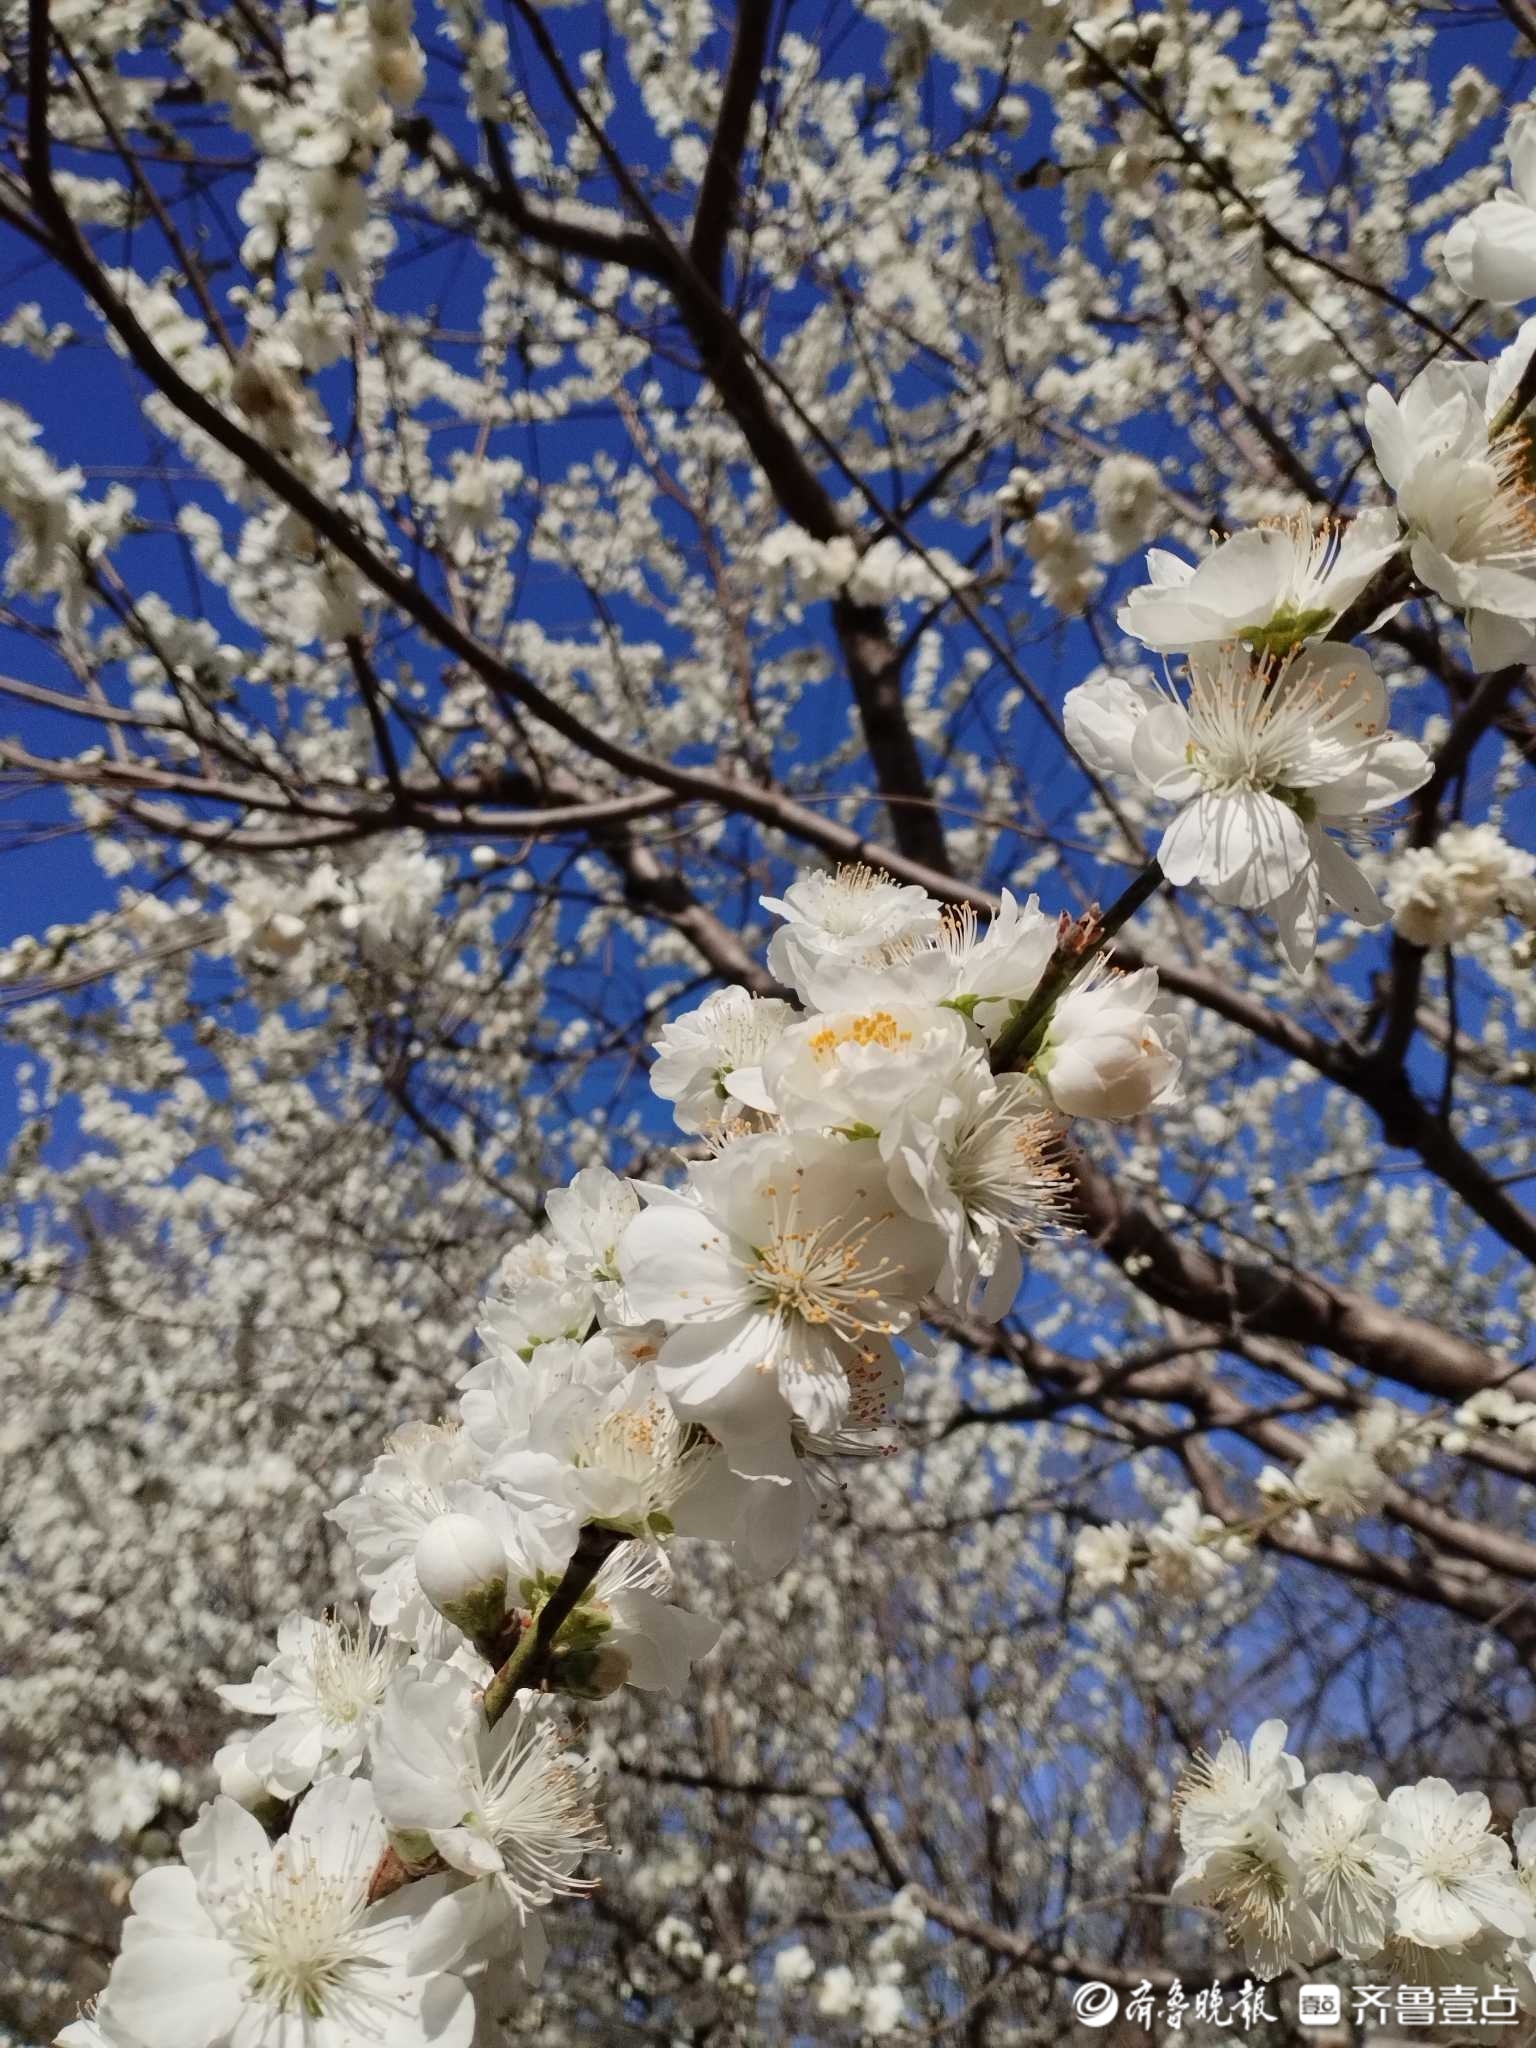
[1037,969,1183,1121]
[414,1512,508,1637]
[213,1737,280,1818]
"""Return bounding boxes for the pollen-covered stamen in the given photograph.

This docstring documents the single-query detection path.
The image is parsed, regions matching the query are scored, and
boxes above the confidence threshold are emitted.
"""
[306,1618,397,1730]
[1207,1837,1296,1953]
[802,862,910,938]
[573,1393,710,1514]
[806,1010,913,1059]
[231,1835,395,2024]
[748,1191,908,1341]
[1459,424,1536,572]
[1181,643,1377,798]
[946,1090,1069,1238]
[469,1708,606,1901]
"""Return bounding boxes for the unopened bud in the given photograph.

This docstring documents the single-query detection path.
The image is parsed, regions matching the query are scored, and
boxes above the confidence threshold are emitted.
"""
[414,1513,508,1637]
[213,1737,280,1818]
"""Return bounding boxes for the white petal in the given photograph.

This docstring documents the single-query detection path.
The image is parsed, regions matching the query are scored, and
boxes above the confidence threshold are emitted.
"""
[177,1797,271,1907]
[1444,204,1536,308]
[656,1314,799,1482]
[1130,701,1200,794]
[406,1876,509,1974]
[1312,833,1387,925]
[103,1937,244,2048]
[617,1206,747,1325]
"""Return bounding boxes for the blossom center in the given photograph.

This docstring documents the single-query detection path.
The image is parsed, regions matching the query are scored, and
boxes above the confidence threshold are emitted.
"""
[1458,425,1536,571]
[1184,644,1366,801]
[233,1859,384,2022]
[947,1100,1065,1235]
[806,1010,911,1058]
[749,1214,903,1339]
[307,1622,394,1729]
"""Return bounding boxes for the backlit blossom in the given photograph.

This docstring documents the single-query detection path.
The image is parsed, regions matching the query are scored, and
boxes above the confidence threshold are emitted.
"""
[1116,510,1402,655]
[1066,641,1432,968]
[1444,109,1536,305]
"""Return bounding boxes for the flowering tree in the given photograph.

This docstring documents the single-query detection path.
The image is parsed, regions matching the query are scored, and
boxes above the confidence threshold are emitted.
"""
[3,0,1536,2039]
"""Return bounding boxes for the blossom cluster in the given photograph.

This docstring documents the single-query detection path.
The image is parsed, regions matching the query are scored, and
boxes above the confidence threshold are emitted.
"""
[62,862,1189,2044]
[222,837,448,977]
[1385,822,1536,950]
[1055,99,1536,971]
[1076,1407,1440,1598]
[1172,1722,1536,1993]
[1065,512,1432,970]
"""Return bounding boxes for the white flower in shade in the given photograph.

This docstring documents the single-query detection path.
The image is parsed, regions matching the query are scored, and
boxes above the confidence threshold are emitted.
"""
[1064,672,1165,783]
[1281,1772,1407,1959]
[885,1063,1066,1316]
[670,1410,899,1582]
[1366,326,1536,670]
[217,1614,408,1799]
[616,1133,944,1479]
[1177,1720,1306,1858]
[1173,1820,1323,1980]
[1383,1779,1536,1949]
[504,1518,721,1698]
[87,1753,173,1844]
[1036,964,1184,1121]
[1287,1420,1394,1520]
[762,865,940,1008]
[212,1737,278,1816]
[95,1778,473,2048]
[485,1362,711,1539]
[328,1424,489,1651]
[648,985,797,1133]
[761,1001,974,1136]
[459,1332,624,1464]
[1444,110,1536,306]
[1387,821,1536,947]
[370,1669,603,1982]
[1073,1521,1137,1592]
[544,1166,642,1314]
[479,1231,597,1356]
[1068,640,1431,969]
[1115,509,1402,654]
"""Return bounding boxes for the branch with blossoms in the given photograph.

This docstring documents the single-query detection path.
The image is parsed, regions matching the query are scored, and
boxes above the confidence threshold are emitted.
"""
[1170,1721,1536,1991]
[67,709,1491,2044]
[11,12,1536,2040]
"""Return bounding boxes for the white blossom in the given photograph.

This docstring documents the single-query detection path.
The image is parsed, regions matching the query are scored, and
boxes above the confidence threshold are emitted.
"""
[95,1779,474,2047]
